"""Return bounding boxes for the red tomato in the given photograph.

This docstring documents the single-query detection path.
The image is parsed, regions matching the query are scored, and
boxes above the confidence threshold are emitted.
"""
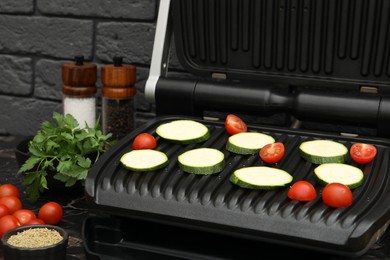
[322,183,353,207]
[350,143,377,164]
[0,204,11,218]
[13,209,36,226]
[287,181,317,201]
[0,184,20,198]
[225,114,247,135]
[259,142,285,164]
[25,218,45,225]
[0,196,22,214]
[132,133,157,150]
[38,202,63,225]
[0,215,21,239]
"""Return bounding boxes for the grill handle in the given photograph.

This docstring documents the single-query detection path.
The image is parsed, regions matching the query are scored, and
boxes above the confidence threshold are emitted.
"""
[155,78,390,137]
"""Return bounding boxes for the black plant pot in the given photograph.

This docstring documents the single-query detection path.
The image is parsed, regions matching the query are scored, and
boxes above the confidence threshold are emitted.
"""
[15,136,34,167]
[43,174,84,197]
[14,137,85,198]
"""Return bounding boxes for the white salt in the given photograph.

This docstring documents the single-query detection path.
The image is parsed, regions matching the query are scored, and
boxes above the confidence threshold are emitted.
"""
[63,96,96,128]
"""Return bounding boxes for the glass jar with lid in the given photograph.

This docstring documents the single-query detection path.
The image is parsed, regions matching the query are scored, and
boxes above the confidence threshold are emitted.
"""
[62,55,97,128]
[101,57,136,142]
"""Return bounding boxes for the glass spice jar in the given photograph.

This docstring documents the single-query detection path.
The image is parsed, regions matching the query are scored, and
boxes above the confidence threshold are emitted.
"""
[62,55,97,128]
[101,57,136,142]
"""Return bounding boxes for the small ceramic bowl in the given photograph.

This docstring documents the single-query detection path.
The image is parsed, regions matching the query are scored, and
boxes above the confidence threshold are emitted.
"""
[1,224,68,260]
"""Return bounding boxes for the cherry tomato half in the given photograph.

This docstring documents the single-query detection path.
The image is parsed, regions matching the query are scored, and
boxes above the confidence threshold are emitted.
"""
[225,114,247,135]
[13,209,37,226]
[287,181,317,201]
[259,142,285,164]
[38,201,63,225]
[350,143,377,164]
[0,195,22,214]
[0,215,21,239]
[132,133,157,150]
[322,183,353,207]
[0,184,20,198]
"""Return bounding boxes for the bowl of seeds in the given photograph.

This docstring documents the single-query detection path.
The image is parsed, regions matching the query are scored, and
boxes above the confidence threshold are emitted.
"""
[1,224,68,260]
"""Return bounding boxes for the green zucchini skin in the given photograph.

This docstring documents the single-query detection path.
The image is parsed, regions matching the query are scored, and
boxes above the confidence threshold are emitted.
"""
[314,163,364,189]
[226,132,275,155]
[299,140,348,164]
[225,141,258,155]
[178,148,225,175]
[230,174,283,190]
[300,151,348,164]
[230,166,293,190]
[162,131,210,144]
[122,160,169,172]
[179,161,225,175]
[156,120,210,144]
[120,150,169,172]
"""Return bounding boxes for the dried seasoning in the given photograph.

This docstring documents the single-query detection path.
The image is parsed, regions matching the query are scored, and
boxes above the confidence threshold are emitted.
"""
[103,98,135,140]
[7,228,63,248]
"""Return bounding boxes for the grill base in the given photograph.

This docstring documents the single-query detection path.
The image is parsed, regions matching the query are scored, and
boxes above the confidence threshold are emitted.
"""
[85,115,390,257]
[82,215,390,260]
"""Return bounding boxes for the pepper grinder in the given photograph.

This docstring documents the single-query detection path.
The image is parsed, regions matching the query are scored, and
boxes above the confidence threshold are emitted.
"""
[62,55,97,128]
[101,56,136,142]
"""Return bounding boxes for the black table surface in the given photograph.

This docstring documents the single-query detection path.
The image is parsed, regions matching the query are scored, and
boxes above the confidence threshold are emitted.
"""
[0,135,88,260]
[1,135,390,260]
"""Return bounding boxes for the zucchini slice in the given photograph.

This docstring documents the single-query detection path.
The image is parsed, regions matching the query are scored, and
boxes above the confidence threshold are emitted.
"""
[230,166,293,189]
[314,163,364,189]
[178,148,225,175]
[156,120,210,144]
[120,150,168,172]
[299,140,348,164]
[226,132,275,155]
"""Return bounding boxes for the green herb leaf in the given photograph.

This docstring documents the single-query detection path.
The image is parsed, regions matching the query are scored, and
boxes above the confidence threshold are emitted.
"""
[19,112,113,203]
[22,171,48,203]
[19,157,41,172]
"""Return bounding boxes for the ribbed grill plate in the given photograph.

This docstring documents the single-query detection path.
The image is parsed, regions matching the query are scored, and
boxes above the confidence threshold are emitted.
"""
[86,116,390,256]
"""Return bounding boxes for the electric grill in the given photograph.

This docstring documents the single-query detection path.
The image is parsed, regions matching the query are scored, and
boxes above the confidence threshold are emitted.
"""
[84,0,390,258]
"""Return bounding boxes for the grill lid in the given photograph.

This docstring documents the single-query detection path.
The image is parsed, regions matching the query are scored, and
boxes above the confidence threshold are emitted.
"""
[145,0,390,138]
[171,0,390,91]
[85,116,390,257]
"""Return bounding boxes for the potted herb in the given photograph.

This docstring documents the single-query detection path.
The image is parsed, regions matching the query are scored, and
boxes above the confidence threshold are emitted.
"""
[18,112,113,202]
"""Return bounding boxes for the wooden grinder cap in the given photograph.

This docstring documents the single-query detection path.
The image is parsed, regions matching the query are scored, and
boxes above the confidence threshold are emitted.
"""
[101,57,136,88]
[101,57,136,99]
[62,55,97,86]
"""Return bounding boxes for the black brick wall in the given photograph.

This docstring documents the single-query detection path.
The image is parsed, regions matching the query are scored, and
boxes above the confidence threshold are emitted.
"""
[0,0,164,136]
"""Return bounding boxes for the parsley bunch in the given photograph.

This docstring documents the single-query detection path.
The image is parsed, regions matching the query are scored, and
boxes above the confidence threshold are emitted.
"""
[19,112,113,202]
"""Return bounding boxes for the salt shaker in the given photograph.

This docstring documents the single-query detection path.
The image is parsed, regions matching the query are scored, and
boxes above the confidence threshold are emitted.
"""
[101,57,136,141]
[62,55,97,128]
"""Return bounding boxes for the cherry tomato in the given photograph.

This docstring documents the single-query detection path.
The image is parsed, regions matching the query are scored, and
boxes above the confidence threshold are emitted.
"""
[287,181,317,201]
[322,183,353,207]
[38,201,63,225]
[132,133,157,150]
[13,209,37,226]
[225,114,247,135]
[0,184,20,198]
[25,218,45,225]
[0,196,22,214]
[259,142,285,164]
[350,143,377,164]
[0,215,21,239]
[0,204,11,218]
